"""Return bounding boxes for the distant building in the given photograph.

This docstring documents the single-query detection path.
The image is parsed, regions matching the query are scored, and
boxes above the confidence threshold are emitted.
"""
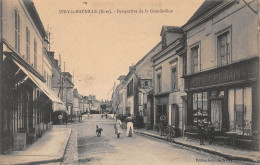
[112,76,126,115]
[73,89,80,116]
[48,52,74,118]
[118,76,127,115]
[121,42,161,128]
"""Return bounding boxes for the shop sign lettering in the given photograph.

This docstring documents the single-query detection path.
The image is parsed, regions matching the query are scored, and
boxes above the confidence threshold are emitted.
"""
[189,67,248,88]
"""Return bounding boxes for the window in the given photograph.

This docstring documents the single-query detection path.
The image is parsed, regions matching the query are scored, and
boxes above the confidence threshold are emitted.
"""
[191,45,199,73]
[162,34,167,49]
[127,79,133,96]
[47,74,49,87]
[34,39,37,69]
[217,31,231,66]
[139,92,143,105]
[183,55,187,76]
[171,67,178,91]
[144,81,148,86]
[26,27,30,61]
[44,70,46,80]
[15,10,20,52]
[157,74,162,93]
[193,92,208,124]
[228,87,252,136]
[49,75,52,88]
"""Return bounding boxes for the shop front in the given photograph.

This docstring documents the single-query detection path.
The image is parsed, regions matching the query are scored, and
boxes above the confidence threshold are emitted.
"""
[154,93,169,127]
[184,57,259,150]
[0,50,65,154]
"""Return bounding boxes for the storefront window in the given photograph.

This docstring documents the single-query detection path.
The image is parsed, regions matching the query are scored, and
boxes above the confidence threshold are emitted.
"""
[193,92,208,124]
[228,87,252,135]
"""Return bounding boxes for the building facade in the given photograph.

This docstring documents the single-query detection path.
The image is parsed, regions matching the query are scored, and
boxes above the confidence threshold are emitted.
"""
[183,0,259,149]
[152,26,187,134]
[73,89,80,116]
[113,75,126,115]
[0,0,64,154]
[121,42,161,128]
[48,52,74,118]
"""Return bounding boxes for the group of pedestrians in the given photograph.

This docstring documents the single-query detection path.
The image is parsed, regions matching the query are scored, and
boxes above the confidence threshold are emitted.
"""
[114,114,134,138]
[198,120,215,145]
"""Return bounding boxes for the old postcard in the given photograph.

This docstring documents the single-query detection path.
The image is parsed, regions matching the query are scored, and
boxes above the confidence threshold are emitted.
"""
[0,0,259,164]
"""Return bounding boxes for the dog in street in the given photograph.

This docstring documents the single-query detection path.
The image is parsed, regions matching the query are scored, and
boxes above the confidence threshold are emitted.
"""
[96,125,103,137]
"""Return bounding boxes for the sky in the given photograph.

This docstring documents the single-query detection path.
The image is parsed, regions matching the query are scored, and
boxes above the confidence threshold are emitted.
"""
[34,0,204,100]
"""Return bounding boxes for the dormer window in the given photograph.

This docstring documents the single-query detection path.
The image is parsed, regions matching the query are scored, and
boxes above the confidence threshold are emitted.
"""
[162,34,167,49]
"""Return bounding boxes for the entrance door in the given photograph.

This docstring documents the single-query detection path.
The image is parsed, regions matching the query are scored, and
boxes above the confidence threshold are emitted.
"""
[211,100,222,131]
[171,104,179,127]
[156,104,167,124]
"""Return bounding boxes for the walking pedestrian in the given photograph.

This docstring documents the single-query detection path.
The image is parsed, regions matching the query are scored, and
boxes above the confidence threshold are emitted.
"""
[159,114,166,136]
[63,114,68,124]
[198,120,205,145]
[58,114,63,125]
[126,114,134,137]
[114,116,123,138]
[208,121,215,145]
[105,113,108,119]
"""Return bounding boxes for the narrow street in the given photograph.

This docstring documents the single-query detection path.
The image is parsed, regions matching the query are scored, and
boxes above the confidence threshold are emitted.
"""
[63,114,235,165]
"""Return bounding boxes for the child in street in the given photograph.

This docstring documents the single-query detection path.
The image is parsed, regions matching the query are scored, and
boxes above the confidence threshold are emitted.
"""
[114,116,123,138]
[208,121,215,145]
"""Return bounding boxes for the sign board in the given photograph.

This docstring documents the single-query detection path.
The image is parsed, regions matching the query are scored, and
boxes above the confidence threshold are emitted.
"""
[13,133,26,151]
[185,57,258,90]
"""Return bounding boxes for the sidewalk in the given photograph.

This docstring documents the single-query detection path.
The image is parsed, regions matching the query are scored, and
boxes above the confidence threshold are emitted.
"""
[108,114,259,163]
[135,128,260,163]
[0,126,71,165]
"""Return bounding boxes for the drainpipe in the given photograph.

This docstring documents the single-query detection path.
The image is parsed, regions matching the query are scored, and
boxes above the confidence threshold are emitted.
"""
[0,0,4,154]
[0,41,3,154]
[257,0,260,143]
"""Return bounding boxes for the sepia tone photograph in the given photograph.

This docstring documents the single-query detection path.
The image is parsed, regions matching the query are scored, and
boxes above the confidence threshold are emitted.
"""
[0,0,259,164]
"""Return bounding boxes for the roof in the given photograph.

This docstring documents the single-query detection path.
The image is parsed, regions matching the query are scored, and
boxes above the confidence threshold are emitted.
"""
[63,72,72,77]
[160,26,183,36]
[184,0,225,26]
[125,41,162,81]
[117,75,126,81]
[23,0,48,39]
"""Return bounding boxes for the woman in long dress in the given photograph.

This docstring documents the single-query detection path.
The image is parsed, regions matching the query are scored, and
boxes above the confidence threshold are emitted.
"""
[114,117,122,138]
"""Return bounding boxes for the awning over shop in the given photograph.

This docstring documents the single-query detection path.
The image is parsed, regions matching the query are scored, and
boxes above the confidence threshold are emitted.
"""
[53,102,67,112]
[13,60,66,110]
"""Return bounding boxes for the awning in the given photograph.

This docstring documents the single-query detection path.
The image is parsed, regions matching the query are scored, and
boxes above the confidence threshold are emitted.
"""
[13,60,65,107]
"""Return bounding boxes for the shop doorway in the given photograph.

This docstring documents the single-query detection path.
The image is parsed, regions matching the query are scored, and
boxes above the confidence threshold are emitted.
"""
[171,104,179,127]
[211,99,223,131]
[156,104,167,124]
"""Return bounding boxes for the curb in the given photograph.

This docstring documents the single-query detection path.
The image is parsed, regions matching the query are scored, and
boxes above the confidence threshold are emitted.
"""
[14,129,72,165]
[135,130,260,163]
[61,129,73,162]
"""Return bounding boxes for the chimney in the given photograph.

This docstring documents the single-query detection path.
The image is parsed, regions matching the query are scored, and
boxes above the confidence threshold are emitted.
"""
[54,59,59,69]
[129,66,134,71]
[47,51,55,61]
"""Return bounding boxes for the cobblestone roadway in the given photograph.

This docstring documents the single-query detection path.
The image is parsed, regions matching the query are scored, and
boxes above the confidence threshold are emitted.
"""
[71,114,242,165]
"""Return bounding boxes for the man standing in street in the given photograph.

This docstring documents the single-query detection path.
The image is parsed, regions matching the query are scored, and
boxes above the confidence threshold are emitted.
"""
[126,114,134,137]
